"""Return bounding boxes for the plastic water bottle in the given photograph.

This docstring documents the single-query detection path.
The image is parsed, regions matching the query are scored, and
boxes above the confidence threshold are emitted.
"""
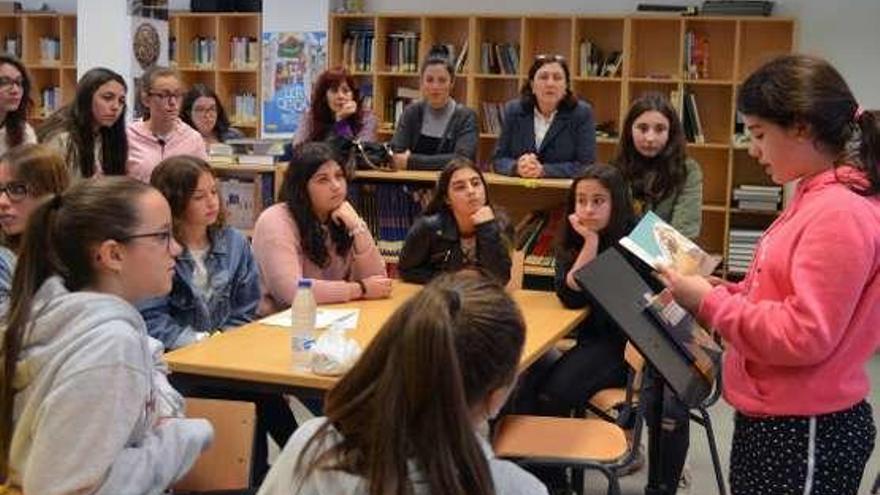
[291,278,317,370]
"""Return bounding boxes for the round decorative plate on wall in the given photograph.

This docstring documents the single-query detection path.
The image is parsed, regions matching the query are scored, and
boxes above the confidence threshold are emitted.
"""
[133,22,160,69]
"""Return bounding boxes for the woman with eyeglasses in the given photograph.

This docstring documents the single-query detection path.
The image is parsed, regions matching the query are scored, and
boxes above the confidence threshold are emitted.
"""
[126,66,207,182]
[0,144,70,316]
[181,83,244,150]
[0,55,37,155]
[389,46,478,170]
[37,67,129,180]
[0,176,213,493]
[493,55,596,178]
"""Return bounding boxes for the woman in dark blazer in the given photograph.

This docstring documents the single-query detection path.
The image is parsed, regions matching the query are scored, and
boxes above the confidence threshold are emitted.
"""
[493,55,596,178]
[390,48,477,170]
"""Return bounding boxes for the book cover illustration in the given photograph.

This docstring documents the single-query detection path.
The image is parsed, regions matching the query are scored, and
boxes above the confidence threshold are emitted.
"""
[643,289,722,382]
[620,211,721,276]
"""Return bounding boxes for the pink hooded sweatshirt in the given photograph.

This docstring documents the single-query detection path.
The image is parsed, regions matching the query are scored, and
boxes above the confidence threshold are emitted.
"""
[699,166,880,417]
[126,119,207,182]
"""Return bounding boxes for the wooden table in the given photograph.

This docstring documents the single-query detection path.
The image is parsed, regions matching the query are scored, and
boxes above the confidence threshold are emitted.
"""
[166,282,585,395]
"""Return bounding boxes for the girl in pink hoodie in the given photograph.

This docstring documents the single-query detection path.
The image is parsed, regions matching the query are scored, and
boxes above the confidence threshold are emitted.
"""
[126,66,207,182]
[661,55,879,495]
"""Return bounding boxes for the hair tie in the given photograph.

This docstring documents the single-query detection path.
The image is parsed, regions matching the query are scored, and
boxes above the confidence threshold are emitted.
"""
[855,105,865,121]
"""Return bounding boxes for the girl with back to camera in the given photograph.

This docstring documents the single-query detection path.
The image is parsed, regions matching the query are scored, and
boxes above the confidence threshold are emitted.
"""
[660,54,880,495]
[258,272,548,495]
[38,67,129,179]
[398,157,513,285]
[0,177,213,494]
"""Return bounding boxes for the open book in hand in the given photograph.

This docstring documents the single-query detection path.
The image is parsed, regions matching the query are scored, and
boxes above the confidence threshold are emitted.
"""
[620,211,722,276]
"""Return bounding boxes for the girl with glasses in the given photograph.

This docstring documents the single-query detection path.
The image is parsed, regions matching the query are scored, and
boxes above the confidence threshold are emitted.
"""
[181,83,244,149]
[0,55,36,155]
[0,144,70,316]
[37,67,129,180]
[126,65,208,182]
[0,176,213,493]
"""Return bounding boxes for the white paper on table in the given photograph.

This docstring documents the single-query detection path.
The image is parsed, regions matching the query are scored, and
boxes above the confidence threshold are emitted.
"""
[258,307,360,330]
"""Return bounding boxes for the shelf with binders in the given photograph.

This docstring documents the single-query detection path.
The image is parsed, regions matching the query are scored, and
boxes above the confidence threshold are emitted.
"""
[736,19,795,83]
[0,15,21,58]
[681,83,733,146]
[217,14,260,71]
[217,71,259,134]
[171,13,219,70]
[375,16,422,75]
[374,72,420,134]
[628,16,682,80]
[330,14,376,73]
[682,17,735,82]
[573,16,625,80]
[475,16,522,76]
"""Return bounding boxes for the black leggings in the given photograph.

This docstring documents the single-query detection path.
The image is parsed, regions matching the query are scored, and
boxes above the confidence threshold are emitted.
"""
[730,400,875,495]
[642,368,690,495]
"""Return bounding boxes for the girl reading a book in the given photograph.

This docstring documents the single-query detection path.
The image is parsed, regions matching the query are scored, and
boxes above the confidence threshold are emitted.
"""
[252,141,390,316]
[398,157,513,285]
[389,46,478,170]
[181,83,245,148]
[660,54,879,495]
[0,55,36,155]
[493,54,596,178]
[0,177,213,493]
[38,67,129,179]
[126,66,208,182]
[615,92,703,239]
[0,144,70,316]
[139,155,260,349]
[258,272,548,495]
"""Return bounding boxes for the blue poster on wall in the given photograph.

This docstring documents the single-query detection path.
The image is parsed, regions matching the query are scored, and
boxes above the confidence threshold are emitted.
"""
[261,31,327,139]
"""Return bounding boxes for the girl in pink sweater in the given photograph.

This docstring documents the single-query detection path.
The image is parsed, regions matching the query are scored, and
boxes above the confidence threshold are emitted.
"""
[661,55,879,495]
[252,142,391,315]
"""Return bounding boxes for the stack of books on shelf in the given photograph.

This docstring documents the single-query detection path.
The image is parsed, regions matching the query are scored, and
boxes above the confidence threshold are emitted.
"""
[684,30,709,80]
[40,86,61,117]
[515,208,565,271]
[727,228,763,274]
[385,31,419,73]
[733,184,781,211]
[342,26,374,72]
[682,91,705,144]
[207,142,235,166]
[384,86,419,129]
[480,42,519,75]
[231,92,257,125]
[225,139,285,166]
[4,34,20,58]
[349,183,432,260]
[218,174,275,231]
[480,102,505,134]
[229,36,259,69]
[578,40,622,78]
[190,36,217,67]
[39,36,61,64]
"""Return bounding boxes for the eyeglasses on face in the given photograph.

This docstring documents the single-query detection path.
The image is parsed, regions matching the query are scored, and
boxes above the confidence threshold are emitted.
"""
[118,228,174,251]
[0,181,29,202]
[0,76,24,91]
[148,91,183,104]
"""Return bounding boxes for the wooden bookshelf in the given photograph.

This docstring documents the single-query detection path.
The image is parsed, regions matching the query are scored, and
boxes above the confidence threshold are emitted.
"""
[0,13,77,123]
[329,13,796,277]
[169,12,261,137]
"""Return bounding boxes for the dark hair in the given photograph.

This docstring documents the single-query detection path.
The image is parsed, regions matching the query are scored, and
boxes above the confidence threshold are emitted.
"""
[306,66,364,143]
[738,54,880,196]
[296,272,525,495]
[280,142,353,267]
[615,92,688,206]
[0,144,71,251]
[423,158,492,216]
[421,45,456,80]
[520,55,577,111]
[150,155,226,243]
[0,176,154,480]
[557,164,635,264]
[37,67,129,177]
[180,83,234,142]
[139,65,181,120]
[0,55,32,148]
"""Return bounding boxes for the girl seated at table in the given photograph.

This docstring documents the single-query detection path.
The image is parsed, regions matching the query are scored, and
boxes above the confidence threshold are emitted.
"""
[258,272,548,495]
[398,158,513,285]
[252,141,391,316]
[139,155,260,350]
[0,177,213,493]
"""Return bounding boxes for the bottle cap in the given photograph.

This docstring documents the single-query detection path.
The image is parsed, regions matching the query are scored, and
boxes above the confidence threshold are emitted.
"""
[297,278,313,288]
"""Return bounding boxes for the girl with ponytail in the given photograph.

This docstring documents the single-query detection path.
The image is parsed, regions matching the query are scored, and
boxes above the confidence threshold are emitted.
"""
[258,272,548,495]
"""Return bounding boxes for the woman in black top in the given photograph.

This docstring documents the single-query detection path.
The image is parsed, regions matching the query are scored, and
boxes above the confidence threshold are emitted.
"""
[398,158,512,285]
[390,47,478,170]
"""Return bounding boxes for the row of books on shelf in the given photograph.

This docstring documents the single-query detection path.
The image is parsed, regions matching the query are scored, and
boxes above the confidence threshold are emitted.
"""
[733,184,781,211]
[679,90,706,144]
[230,92,258,125]
[209,139,286,166]
[382,86,419,129]
[684,29,710,80]
[217,174,275,231]
[40,86,61,117]
[349,183,432,259]
[480,42,519,75]
[3,35,19,58]
[168,36,217,67]
[385,31,420,73]
[578,40,622,78]
[229,36,259,69]
[480,102,506,135]
[727,228,763,274]
[342,28,374,72]
[515,208,566,269]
